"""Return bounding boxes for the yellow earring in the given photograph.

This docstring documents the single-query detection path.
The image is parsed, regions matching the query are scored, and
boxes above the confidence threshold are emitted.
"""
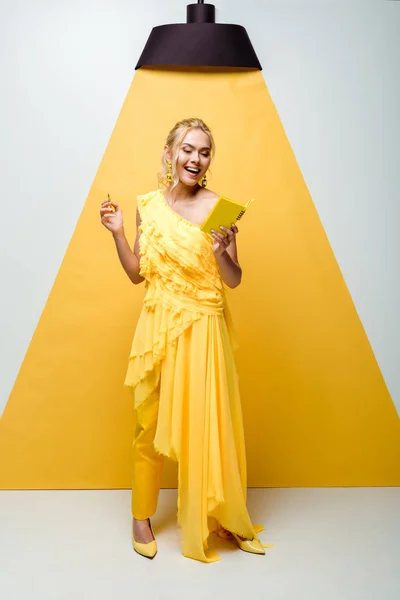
[201,174,207,188]
[166,160,173,184]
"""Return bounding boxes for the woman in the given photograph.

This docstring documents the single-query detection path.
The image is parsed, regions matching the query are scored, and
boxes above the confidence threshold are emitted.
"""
[100,118,267,563]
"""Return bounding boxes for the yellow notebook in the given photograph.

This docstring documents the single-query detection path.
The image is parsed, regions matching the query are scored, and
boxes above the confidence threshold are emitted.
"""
[200,196,254,234]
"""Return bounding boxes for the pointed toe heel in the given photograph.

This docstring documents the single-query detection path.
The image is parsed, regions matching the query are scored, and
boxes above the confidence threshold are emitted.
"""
[232,533,265,555]
[132,538,157,559]
[132,519,158,559]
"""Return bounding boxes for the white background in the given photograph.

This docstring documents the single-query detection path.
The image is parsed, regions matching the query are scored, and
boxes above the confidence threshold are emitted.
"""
[0,0,399,415]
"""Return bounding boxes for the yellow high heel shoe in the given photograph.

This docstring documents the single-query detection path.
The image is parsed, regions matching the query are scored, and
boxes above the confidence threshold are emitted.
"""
[132,518,157,559]
[231,533,265,555]
[216,525,266,555]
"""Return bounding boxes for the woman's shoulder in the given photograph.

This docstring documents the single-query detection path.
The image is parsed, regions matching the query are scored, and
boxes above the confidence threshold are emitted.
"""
[137,189,159,201]
[136,189,160,208]
[199,189,219,210]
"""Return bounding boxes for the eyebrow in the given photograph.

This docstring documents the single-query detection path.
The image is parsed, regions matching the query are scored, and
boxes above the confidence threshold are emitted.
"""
[182,143,210,151]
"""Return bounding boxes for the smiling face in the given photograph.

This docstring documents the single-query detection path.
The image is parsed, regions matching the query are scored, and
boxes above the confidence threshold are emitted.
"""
[172,128,212,188]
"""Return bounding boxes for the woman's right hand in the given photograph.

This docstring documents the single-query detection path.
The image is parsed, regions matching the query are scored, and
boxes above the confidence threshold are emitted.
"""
[100,199,124,235]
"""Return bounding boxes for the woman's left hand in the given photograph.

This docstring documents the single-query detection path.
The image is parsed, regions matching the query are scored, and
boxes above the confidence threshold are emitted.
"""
[211,224,238,257]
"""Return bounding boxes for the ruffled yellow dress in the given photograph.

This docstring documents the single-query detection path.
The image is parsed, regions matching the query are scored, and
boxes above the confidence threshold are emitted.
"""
[124,189,263,562]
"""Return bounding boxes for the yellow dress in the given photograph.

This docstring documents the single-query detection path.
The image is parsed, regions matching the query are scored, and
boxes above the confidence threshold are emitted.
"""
[124,189,261,562]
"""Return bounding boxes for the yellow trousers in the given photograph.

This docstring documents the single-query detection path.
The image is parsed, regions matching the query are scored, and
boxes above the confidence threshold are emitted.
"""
[131,387,164,519]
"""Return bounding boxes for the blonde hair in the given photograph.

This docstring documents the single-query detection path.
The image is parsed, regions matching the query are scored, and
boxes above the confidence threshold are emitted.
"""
[159,118,215,189]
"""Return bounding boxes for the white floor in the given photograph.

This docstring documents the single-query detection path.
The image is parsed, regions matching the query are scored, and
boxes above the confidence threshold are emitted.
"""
[0,488,399,600]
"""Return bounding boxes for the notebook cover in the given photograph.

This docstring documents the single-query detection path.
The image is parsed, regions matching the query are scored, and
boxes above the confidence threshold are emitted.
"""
[200,197,254,233]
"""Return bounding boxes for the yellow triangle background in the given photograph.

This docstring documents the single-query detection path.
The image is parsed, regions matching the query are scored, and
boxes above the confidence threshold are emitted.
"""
[1,68,399,489]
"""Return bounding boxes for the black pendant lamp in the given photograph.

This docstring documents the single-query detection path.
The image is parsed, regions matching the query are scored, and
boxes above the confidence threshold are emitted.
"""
[135,1,262,70]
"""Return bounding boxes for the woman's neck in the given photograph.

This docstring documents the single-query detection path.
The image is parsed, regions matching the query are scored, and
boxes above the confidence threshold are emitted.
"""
[166,182,201,204]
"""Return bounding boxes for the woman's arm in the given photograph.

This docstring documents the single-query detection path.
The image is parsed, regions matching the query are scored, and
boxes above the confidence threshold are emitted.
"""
[213,226,242,289]
[112,208,144,285]
[100,199,144,285]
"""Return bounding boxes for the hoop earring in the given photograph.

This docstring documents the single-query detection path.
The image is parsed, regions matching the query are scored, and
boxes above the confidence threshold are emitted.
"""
[201,174,207,188]
[166,161,173,184]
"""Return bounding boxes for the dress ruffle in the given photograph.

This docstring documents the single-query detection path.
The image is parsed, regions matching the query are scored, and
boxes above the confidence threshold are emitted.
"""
[137,192,224,306]
[124,299,203,408]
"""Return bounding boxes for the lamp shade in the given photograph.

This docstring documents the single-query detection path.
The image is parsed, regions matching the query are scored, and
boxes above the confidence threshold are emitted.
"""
[135,2,262,70]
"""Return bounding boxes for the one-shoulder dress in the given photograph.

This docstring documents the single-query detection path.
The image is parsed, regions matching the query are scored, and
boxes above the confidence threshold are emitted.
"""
[124,189,262,563]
